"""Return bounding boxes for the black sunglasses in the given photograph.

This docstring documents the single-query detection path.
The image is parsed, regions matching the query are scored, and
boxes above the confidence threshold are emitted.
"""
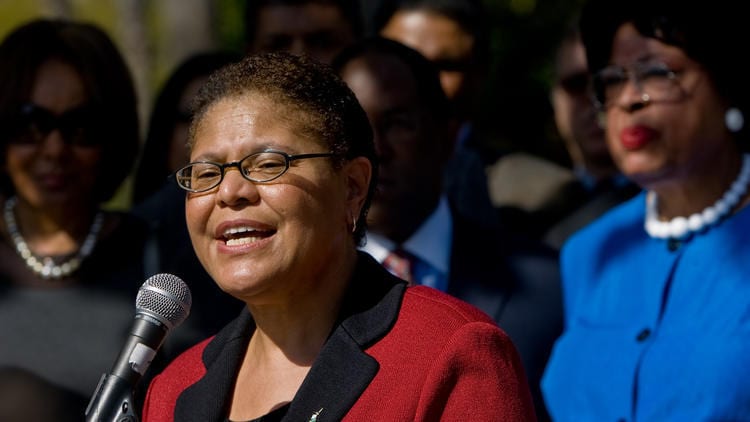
[9,103,102,147]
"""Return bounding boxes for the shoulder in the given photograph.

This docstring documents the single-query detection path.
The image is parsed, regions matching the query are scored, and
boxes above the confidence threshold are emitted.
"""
[370,285,522,365]
[558,193,645,316]
[361,286,535,420]
[563,192,645,257]
[399,286,501,335]
[391,286,513,351]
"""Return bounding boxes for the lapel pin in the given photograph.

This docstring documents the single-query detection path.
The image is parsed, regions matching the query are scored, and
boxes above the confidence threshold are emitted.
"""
[309,408,324,422]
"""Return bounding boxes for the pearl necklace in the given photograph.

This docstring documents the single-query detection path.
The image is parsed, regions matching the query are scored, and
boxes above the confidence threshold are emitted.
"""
[645,153,750,239]
[3,196,104,279]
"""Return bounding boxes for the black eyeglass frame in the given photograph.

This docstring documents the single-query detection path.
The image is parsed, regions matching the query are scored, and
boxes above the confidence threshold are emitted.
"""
[174,149,336,193]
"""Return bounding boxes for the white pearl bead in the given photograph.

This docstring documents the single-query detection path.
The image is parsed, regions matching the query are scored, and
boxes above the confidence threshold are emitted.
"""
[702,206,719,225]
[668,217,689,239]
[715,200,730,217]
[687,213,703,231]
[654,222,670,239]
[644,154,750,239]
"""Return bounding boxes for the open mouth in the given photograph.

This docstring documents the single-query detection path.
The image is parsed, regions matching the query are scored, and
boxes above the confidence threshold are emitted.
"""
[221,226,275,246]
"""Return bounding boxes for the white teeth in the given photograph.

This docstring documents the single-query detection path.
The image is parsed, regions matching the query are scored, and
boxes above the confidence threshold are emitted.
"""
[226,236,262,246]
[223,226,256,236]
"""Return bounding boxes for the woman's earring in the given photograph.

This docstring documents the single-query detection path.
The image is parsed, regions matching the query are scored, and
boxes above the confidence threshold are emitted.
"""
[351,216,358,234]
[725,107,744,133]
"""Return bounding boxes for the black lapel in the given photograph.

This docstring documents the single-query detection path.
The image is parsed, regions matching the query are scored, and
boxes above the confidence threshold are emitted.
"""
[174,253,404,422]
[174,309,254,422]
[285,252,405,421]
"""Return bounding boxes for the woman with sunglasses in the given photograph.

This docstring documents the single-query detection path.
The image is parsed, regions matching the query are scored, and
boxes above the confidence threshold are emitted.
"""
[0,19,146,420]
[141,52,534,421]
[542,0,750,420]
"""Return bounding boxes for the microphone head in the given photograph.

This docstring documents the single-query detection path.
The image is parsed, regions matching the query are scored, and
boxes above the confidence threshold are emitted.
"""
[135,273,192,330]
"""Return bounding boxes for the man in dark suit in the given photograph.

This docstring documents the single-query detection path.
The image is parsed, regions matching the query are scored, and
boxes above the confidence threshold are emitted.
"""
[333,37,562,421]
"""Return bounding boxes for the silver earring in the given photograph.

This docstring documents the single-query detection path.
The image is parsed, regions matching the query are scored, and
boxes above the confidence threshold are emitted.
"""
[351,216,358,234]
[725,107,744,133]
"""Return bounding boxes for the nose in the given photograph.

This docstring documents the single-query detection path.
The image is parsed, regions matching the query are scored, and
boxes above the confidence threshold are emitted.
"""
[38,129,68,157]
[616,78,651,112]
[215,166,260,207]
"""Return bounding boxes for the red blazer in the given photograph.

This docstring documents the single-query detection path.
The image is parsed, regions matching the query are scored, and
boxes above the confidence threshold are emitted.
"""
[142,253,535,421]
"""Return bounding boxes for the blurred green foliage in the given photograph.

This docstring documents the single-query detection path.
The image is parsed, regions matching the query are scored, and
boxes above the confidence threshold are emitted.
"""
[480,0,588,164]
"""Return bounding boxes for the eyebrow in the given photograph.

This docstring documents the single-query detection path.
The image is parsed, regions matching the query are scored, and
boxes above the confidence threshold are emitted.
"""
[190,143,301,162]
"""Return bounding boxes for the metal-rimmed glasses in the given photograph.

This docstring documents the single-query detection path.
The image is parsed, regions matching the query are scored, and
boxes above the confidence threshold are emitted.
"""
[592,61,683,109]
[175,149,336,192]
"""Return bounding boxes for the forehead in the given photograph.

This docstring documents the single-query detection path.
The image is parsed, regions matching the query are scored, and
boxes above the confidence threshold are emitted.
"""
[31,59,88,110]
[191,95,320,156]
[609,22,687,65]
[256,3,349,36]
[382,9,474,61]
[342,55,420,108]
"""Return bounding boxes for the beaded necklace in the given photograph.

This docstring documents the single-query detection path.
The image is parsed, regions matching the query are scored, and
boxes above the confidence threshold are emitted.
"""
[3,196,103,279]
[645,153,750,240]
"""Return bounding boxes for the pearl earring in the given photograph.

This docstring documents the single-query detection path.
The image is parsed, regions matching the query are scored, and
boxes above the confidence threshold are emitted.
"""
[725,107,744,133]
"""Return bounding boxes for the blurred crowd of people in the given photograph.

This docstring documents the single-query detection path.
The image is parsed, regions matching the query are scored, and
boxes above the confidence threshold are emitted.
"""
[0,0,748,421]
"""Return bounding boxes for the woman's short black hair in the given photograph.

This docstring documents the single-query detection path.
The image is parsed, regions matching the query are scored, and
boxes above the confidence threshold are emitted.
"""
[580,0,749,117]
[0,19,139,202]
[190,52,377,245]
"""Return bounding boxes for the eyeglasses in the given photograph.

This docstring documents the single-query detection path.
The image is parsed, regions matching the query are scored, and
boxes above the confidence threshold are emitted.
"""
[175,150,336,192]
[592,62,682,109]
[9,103,100,147]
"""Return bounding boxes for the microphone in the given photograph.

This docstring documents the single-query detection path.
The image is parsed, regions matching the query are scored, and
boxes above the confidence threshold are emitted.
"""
[85,273,192,422]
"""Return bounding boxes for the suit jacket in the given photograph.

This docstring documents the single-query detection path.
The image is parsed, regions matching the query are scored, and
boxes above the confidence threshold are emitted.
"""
[447,212,563,422]
[141,253,535,421]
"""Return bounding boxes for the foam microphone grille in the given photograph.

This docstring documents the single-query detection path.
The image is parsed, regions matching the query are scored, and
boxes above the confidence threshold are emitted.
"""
[135,273,192,329]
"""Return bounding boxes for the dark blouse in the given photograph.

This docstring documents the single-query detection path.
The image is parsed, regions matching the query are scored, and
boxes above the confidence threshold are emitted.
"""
[227,403,290,422]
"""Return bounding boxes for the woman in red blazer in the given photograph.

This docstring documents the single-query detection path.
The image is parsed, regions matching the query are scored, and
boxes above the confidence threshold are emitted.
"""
[141,51,534,422]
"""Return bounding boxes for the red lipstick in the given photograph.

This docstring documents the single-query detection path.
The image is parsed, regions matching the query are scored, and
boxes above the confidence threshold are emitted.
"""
[620,126,657,150]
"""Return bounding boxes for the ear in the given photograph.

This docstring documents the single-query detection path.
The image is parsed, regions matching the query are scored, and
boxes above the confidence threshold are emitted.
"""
[343,156,372,219]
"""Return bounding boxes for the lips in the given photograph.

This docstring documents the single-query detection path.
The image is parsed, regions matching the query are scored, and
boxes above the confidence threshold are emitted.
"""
[215,220,276,248]
[620,126,658,150]
[37,172,69,190]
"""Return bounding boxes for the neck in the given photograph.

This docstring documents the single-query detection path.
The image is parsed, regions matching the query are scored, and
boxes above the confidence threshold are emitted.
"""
[579,159,620,185]
[246,247,357,364]
[644,153,750,240]
[654,153,743,219]
[12,197,98,256]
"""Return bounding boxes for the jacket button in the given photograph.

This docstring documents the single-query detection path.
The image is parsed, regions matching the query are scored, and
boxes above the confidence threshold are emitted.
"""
[636,328,651,342]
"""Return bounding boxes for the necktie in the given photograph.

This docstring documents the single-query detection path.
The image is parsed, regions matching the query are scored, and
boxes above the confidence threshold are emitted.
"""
[382,248,415,284]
